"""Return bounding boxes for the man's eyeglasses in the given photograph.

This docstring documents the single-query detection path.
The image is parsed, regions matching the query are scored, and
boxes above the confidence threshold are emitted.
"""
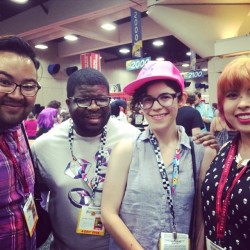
[140,92,181,110]
[69,96,111,108]
[0,79,41,97]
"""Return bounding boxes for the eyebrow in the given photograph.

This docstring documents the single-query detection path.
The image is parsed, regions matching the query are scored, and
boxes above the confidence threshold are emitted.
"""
[0,70,38,84]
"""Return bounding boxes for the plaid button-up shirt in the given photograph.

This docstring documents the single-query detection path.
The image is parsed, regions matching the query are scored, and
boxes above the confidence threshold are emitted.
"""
[0,125,36,250]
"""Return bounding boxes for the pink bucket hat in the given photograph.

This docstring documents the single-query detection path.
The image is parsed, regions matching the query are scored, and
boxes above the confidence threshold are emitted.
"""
[123,61,184,96]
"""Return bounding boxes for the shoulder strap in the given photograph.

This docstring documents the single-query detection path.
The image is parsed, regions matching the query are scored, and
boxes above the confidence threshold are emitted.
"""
[21,123,42,202]
[189,138,197,248]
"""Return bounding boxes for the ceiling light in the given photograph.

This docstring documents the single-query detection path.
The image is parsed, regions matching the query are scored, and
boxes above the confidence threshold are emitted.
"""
[182,63,189,67]
[156,57,165,61]
[186,52,191,56]
[202,68,208,71]
[119,48,130,54]
[101,23,116,31]
[153,40,164,47]
[35,44,48,50]
[10,0,28,3]
[64,35,78,41]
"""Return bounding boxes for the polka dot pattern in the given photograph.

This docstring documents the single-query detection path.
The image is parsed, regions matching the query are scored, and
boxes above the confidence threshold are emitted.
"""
[201,142,250,249]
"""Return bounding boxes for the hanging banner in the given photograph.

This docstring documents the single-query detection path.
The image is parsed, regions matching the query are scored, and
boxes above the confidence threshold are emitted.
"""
[80,53,101,71]
[130,8,143,58]
[190,50,196,70]
[126,57,151,71]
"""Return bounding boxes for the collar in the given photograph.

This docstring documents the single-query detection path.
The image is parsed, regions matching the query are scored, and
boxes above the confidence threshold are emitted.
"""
[139,125,191,149]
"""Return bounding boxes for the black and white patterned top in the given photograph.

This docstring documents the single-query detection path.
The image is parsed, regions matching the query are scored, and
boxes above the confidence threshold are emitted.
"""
[201,140,250,250]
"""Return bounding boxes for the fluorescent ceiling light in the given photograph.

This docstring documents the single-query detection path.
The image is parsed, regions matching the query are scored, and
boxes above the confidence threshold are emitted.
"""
[119,48,130,54]
[186,51,191,56]
[156,57,165,61]
[35,44,48,50]
[202,68,208,71]
[10,0,28,3]
[182,63,189,67]
[153,40,164,47]
[101,23,116,31]
[64,35,78,41]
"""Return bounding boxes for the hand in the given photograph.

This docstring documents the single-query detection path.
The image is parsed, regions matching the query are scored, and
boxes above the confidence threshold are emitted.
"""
[192,132,220,152]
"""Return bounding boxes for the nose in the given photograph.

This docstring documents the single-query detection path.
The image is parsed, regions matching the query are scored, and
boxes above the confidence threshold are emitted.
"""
[87,99,100,110]
[151,99,163,109]
[238,94,250,108]
[9,85,24,98]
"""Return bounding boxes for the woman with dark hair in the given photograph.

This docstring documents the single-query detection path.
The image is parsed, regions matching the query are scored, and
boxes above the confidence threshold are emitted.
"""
[101,61,216,250]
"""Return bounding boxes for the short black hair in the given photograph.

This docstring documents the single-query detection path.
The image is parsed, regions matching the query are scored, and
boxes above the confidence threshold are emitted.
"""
[67,68,110,98]
[0,35,40,69]
[110,101,120,117]
[195,91,201,99]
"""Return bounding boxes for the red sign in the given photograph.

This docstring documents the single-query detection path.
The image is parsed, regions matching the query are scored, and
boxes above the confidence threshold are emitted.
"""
[80,53,101,71]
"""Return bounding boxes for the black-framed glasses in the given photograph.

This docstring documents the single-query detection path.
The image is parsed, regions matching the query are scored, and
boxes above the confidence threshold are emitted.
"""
[140,92,181,110]
[69,96,111,108]
[0,79,41,97]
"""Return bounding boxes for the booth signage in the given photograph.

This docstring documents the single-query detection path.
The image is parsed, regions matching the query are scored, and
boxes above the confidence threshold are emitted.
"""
[126,57,151,71]
[184,70,204,79]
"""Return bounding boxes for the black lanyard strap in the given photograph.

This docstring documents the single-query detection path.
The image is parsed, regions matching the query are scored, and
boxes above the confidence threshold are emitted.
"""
[149,130,176,235]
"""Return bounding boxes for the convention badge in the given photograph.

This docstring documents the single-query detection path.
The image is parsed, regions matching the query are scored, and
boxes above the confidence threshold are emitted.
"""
[206,237,225,250]
[76,205,105,236]
[159,232,189,250]
[23,193,38,237]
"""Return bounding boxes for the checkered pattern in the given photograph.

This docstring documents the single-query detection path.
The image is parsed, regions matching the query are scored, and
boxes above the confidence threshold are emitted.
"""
[149,130,176,224]
[67,119,107,196]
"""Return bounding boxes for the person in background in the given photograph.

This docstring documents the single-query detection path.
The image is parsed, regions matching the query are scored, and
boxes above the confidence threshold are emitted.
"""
[115,99,128,122]
[101,61,217,250]
[0,35,40,249]
[194,91,214,131]
[110,100,128,123]
[210,113,238,147]
[36,107,59,138]
[24,112,38,139]
[212,102,219,117]
[201,57,250,250]
[129,105,145,131]
[47,99,61,110]
[31,68,140,250]
[177,91,204,136]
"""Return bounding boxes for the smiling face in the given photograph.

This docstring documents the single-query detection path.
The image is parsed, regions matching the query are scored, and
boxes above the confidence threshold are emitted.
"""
[66,84,111,137]
[223,82,250,136]
[0,52,37,131]
[142,81,182,133]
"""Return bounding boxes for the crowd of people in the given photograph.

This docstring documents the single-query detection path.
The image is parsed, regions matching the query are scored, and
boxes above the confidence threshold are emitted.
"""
[0,34,249,250]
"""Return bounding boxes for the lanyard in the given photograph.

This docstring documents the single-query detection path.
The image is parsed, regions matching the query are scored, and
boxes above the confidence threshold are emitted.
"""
[68,119,107,198]
[0,131,29,194]
[216,140,248,242]
[149,130,180,237]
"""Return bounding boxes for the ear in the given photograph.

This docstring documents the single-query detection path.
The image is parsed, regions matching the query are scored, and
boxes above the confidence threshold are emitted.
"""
[66,99,70,107]
[178,92,187,107]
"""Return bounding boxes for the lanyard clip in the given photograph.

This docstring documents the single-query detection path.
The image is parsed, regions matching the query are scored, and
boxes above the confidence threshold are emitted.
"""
[172,225,177,240]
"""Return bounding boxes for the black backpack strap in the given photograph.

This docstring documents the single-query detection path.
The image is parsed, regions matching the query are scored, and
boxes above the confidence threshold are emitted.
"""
[189,138,197,249]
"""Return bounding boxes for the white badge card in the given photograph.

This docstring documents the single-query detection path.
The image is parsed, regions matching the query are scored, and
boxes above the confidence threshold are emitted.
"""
[159,232,189,250]
[76,206,105,236]
[206,237,226,250]
[23,193,38,237]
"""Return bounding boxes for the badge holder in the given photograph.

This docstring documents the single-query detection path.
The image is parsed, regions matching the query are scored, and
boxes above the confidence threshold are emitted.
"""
[206,237,225,250]
[159,232,189,250]
[76,205,105,236]
[23,193,38,237]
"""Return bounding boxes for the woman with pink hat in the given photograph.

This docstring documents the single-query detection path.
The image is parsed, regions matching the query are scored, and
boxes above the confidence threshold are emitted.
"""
[101,61,216,250]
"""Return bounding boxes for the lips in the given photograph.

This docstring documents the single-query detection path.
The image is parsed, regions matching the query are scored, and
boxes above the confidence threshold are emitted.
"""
[150,113,167,120]
[236,113,250,123]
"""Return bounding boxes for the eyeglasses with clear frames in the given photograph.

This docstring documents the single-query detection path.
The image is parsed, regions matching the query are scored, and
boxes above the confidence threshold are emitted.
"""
[69,96,111,108]
[140,92,181,110]
[0,79,41,97]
